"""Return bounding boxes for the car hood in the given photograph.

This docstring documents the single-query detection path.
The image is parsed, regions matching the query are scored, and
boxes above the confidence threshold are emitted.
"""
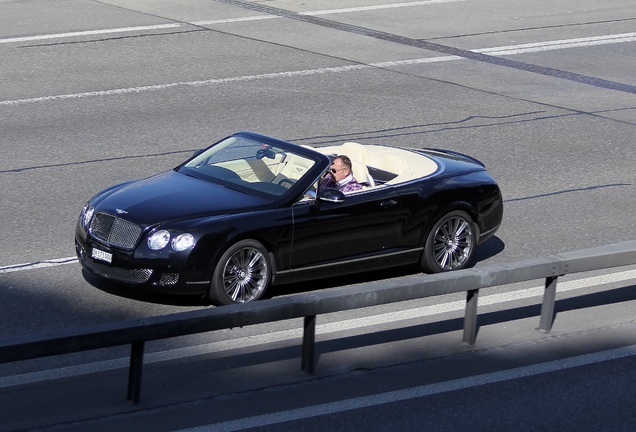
[92,171,271,225]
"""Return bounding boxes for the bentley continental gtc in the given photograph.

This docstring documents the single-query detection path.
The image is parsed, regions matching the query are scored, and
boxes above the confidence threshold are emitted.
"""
[75,131,503,305]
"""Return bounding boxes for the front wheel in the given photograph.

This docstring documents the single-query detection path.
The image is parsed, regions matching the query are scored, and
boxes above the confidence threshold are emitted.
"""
[420,210,476,273]
[209,240,272,306]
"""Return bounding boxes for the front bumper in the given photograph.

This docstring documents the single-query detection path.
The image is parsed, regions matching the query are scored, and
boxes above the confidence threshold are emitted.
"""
[75,238,209,296]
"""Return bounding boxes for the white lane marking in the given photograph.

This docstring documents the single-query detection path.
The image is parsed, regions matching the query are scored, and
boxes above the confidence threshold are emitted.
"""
[0,24,183,44]
[479,32,636,55]
[192,0,466,24]
[0,32,633,107]
[1,269,635,388]
[299,0,465,16]
[0,64,370,106]
[0,257,77,274]
[0,1,465,44]
[174,344,636,432]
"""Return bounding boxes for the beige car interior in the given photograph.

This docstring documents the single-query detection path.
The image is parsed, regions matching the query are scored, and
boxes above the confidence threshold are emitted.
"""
[317,141,439,189]
[212,141,439,195]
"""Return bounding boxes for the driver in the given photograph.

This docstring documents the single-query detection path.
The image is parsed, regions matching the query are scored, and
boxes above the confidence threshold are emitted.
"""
[318,155,362,193]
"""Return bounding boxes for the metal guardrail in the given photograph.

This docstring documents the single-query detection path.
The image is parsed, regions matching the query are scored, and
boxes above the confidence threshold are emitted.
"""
[1,240,636,403]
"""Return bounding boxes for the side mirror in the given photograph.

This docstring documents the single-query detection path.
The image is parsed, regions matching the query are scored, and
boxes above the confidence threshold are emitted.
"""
[319,188,345,203]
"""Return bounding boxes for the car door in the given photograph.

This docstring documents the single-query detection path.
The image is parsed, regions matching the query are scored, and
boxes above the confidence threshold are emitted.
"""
[289,186,401,271]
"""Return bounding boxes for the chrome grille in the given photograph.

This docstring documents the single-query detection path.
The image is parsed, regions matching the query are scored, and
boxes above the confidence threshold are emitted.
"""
[90,212,142,249]
[80,253,152,284]
[158,273,180,286]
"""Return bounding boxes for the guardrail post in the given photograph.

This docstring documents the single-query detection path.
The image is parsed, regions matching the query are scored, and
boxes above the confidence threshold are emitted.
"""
[463,289,479,345]
[127,341,145,404]
[301,315,316,373]
[538,276,559,332]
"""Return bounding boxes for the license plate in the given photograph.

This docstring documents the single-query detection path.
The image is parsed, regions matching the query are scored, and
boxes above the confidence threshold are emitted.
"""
[91,248,113,264]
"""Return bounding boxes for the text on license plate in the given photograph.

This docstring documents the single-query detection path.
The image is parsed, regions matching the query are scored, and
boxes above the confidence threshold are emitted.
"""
[91,248,113,264]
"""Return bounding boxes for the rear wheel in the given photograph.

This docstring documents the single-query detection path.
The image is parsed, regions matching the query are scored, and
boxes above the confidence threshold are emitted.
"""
[421,210,476,273]
[209,240,272,305]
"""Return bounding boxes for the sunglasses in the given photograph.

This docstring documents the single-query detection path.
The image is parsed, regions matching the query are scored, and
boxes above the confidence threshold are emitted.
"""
[330,167,347,174]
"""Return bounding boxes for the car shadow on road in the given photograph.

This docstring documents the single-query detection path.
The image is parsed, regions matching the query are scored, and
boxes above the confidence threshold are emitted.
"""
[473,235,505,262]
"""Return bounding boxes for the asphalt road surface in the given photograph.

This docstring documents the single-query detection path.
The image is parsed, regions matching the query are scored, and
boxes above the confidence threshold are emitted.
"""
[0,0,635,430]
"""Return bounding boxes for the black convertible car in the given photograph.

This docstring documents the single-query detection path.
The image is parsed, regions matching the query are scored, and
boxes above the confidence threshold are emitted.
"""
[75,132,503,305]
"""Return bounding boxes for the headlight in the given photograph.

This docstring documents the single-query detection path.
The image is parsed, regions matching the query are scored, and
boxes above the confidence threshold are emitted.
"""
[147,231,195,251]
[148,230,171,250]
[171,233,195,251]
[80,204,94,227]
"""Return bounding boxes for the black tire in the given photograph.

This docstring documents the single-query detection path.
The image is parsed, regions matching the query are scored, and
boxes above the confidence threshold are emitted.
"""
[420,210,476,273]
[209,239,272,305]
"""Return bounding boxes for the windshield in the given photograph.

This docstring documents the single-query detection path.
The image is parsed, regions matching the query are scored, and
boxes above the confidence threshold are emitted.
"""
[177,135,319,198]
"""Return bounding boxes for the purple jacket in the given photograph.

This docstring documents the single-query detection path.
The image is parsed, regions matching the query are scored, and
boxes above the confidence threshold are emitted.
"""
[319,173,363,193]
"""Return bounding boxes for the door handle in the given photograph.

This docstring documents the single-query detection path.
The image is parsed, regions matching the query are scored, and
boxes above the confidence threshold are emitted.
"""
[381,200,398,208]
